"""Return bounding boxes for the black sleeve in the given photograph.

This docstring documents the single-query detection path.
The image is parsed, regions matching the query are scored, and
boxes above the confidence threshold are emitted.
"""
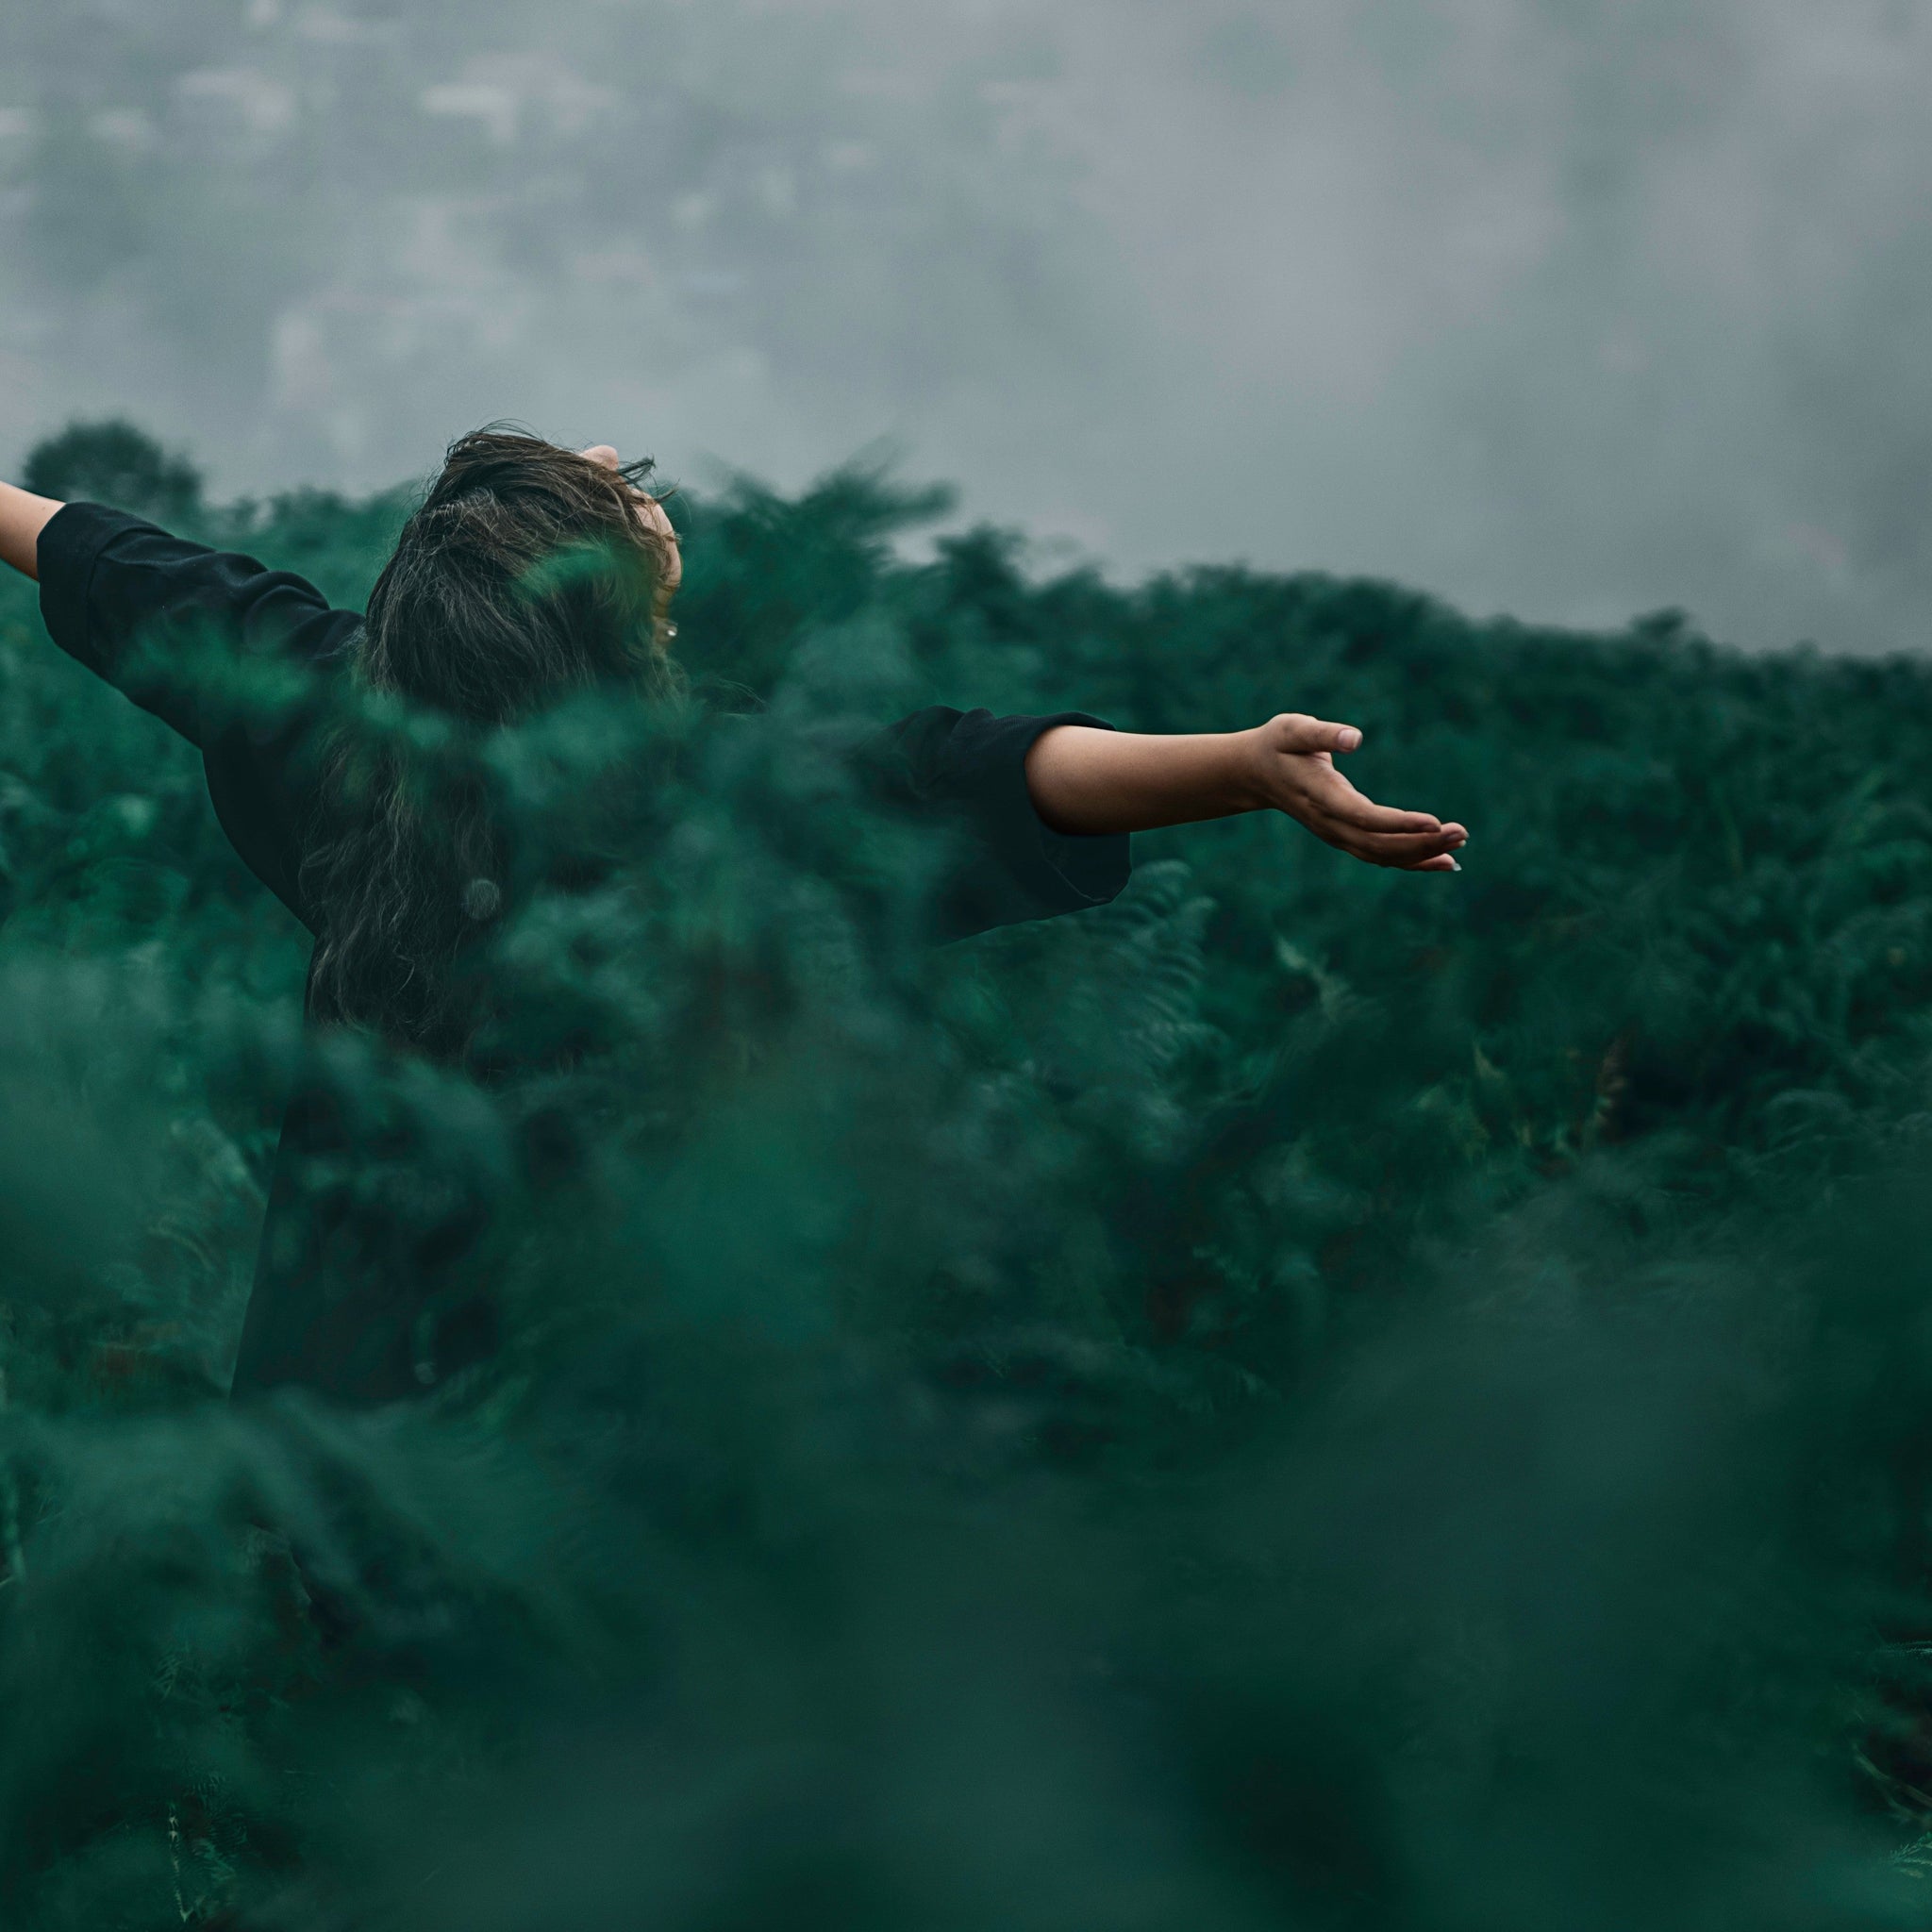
[37,503,360,930]
[858,707,1133,941]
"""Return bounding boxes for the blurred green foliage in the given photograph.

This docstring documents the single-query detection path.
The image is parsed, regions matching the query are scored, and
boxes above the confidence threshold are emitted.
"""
[5,429,1932,1927]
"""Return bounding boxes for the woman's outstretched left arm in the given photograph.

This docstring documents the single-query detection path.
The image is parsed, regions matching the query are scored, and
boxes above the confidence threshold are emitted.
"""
[1025,714,1466,872]
[2,477,360,925]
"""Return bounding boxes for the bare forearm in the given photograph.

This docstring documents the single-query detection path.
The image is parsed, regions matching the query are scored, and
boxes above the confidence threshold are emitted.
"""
[1024,725,1262,834]
[1025,714,1468,873]
[0,482,64,581]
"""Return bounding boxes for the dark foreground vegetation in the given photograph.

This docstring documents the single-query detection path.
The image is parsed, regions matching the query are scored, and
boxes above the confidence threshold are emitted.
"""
[6,424,1932,1927]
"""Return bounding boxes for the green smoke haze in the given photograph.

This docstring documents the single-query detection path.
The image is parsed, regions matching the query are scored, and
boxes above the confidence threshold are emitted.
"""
[4,430,1932,1924]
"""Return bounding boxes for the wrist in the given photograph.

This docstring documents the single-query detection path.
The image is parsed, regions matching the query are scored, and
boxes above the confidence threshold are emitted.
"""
[1222,725,1272,814]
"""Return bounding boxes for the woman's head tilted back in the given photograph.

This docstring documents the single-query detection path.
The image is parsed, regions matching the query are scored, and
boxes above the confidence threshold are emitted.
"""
[306,428,684,1056]
[363,429,681,722]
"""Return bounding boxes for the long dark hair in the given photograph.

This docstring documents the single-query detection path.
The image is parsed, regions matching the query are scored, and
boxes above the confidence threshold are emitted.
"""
[303,428,682,1058]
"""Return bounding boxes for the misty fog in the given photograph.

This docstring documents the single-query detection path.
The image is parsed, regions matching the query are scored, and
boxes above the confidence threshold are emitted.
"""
[4,0,1929,651]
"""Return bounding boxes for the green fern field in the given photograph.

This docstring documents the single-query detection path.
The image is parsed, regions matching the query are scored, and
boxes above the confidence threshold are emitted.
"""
[6,429,1932,1928]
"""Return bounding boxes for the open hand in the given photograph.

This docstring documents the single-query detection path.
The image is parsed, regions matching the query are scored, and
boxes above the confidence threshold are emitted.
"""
[1244,713,1466,872]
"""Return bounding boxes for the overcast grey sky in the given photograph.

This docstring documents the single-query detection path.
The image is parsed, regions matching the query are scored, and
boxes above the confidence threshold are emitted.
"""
[4,0,1930,651]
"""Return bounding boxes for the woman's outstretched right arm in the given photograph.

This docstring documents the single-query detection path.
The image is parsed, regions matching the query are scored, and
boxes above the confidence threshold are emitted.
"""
[0,479,64,581]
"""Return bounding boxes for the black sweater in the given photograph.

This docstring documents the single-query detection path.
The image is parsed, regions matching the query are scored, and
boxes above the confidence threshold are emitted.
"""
[37,504,1131,1405]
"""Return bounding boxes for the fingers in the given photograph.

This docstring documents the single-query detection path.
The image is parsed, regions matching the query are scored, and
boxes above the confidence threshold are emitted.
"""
[1322,824,1467,870]
[1332,796,1444,835]
[1299,763,1443,837]
[1301,778,1467,866]
[580,444,622,470]
[1321,825,1466,867]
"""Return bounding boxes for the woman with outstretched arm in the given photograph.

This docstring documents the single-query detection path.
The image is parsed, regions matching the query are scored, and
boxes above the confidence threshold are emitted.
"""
[0,435,1467,1407]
